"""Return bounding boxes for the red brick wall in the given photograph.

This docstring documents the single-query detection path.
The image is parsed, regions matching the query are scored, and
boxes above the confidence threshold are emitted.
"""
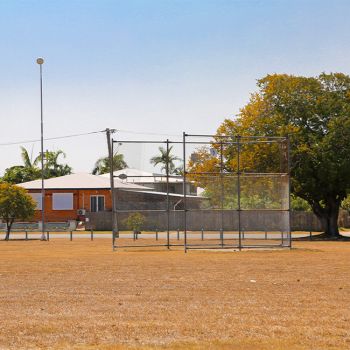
[28,189,112,222]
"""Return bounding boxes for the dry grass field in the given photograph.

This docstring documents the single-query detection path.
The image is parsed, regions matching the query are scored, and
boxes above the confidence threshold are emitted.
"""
[0,238,349,350]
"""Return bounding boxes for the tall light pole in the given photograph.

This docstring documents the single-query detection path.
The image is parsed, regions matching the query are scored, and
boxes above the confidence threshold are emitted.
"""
[37,57,46,241]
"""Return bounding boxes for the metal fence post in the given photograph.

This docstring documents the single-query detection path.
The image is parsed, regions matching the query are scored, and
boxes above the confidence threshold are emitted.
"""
[166,139,170,249]
[183,132,187,253]
[47,231,49,241]
[287,135,292,248]
[201,228,204,241]
[70,231,73,241]
[237,135,242,251]
[156,229,158,241]
[177,228,180,240]
[25,231,28,240]
[220,141,224,248]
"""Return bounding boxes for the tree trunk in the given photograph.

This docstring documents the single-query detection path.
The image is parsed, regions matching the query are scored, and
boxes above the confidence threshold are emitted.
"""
[5,220,14,241]
[5,227,10,241]
[318,211,340,237]
[312,197,341,238]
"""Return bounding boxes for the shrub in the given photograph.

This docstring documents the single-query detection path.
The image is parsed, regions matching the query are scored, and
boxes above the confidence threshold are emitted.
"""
[123,213,146,232]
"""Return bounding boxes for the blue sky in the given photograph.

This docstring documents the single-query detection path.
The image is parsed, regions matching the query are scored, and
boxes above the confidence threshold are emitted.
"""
[1,0,350,173]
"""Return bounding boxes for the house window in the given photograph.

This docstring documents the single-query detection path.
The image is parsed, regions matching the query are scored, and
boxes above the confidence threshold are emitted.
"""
[90,195,105,212]
[29,193,42,210]
[52,193,74,210]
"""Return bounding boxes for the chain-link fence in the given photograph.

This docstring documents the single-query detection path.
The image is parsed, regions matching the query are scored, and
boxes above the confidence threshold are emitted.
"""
[109,133,290,251]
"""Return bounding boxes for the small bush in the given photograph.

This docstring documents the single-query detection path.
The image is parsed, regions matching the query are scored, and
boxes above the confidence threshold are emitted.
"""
[123,213,145,232]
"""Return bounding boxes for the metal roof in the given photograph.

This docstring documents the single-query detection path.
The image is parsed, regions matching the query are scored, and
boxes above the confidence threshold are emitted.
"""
[100,168,183,183]
[118,189,203,199]
[18,173,151,190]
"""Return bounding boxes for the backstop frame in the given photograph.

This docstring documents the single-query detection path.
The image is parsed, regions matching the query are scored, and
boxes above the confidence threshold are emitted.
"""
[109,132,291,251]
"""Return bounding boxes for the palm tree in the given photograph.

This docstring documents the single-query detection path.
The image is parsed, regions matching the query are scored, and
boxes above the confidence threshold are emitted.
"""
[92,153,127,175]
[1,147,41,184]
[34,150,72,178]
[20,146,36,170]
[1,147,72,184]
[150,146,181,174]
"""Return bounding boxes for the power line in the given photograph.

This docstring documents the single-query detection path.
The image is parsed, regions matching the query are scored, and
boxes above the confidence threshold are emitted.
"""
[116,129,182,137]
[0,128,183,147]
[0,130,105,147]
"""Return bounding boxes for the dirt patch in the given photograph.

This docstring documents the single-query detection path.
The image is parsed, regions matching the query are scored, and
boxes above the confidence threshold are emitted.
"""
[0,239,349,349]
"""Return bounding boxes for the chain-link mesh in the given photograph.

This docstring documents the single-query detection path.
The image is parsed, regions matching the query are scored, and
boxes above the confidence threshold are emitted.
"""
[111,134,290,250]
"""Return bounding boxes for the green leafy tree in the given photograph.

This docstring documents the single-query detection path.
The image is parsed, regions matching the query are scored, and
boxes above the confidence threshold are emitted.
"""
[0,183,35,240]
[2,165,40,184]
[213,73,350,237]
[92,153,127,175]
[150,146,181,174]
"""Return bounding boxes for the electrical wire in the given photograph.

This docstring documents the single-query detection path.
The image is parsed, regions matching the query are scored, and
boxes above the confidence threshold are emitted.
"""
[0,128,183,147]
[115,129,182,137]
[0,130,105,146]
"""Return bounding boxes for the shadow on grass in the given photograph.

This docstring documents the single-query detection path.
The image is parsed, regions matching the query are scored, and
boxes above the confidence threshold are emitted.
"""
[1,238,43,242]
[293,232,350,241]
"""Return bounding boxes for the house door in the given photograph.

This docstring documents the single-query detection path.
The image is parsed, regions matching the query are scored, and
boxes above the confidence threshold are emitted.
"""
[90,195,105,212]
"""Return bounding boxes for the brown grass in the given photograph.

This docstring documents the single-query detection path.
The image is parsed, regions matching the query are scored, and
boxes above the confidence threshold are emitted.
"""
[0,239,349,350]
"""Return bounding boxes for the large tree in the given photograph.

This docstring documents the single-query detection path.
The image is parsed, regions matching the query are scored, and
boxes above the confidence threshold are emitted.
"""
[92,153,127,175]
[0,183,35,240]
[211,73,350,238]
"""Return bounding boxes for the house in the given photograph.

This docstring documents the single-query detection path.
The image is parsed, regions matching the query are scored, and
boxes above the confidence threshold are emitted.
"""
[19,171,204,225]
[101,168,198,195]
[19,173,150,222]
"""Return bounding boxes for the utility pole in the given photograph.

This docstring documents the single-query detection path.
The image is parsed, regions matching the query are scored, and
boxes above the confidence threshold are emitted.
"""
[106,128,118,249]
